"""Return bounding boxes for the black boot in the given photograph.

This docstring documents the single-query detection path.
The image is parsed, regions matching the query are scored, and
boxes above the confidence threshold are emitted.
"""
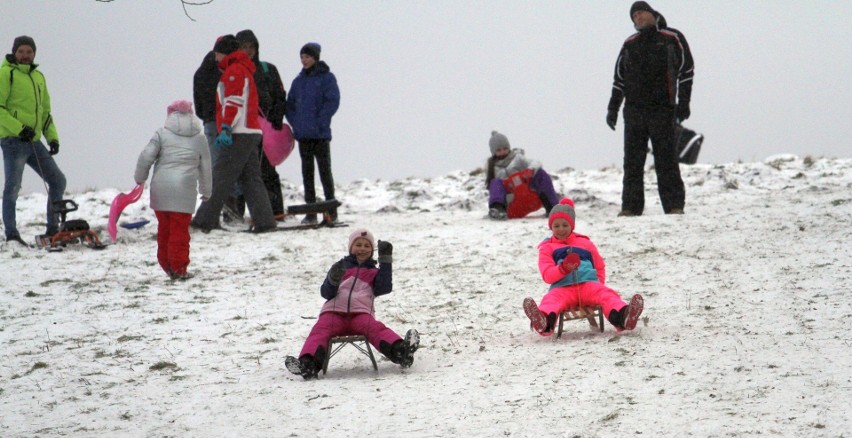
[607,306,629,330]
[539,194,554,215]
[545,312,557,333]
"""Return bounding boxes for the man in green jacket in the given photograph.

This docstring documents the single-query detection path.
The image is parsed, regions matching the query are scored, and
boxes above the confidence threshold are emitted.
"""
[0,36,66,246]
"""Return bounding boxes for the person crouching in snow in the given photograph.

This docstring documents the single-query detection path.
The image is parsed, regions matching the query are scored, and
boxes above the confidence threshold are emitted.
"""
[486,130,560,220]
[134,100,212,280]
[285,228,419,379]
[523,198,644,334]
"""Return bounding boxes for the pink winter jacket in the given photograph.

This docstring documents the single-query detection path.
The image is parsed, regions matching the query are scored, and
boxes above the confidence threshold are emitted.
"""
[319,255,393,315]
[537,232,607,289]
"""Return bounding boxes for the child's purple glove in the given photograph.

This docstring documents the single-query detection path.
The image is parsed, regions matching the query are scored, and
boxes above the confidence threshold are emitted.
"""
[559,253,581,275]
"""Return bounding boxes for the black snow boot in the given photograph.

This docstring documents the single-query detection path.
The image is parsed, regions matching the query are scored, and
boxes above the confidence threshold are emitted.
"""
[540,194,554,215]
[607,307,628,330]
[545,312,558,333]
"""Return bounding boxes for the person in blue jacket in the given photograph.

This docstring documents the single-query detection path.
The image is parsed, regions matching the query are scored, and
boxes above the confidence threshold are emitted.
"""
[285,42,340,224]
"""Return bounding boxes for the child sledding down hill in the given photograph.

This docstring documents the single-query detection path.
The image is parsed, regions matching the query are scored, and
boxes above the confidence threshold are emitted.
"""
[286,228,419,379]
[486,131,561,220]
[524,198,644,335]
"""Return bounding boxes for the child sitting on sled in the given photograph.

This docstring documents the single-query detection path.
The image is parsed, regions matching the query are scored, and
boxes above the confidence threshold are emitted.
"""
[286,228,419,379]
[523,198,644,335]
[134,100,212,280]
[486,131,560,220]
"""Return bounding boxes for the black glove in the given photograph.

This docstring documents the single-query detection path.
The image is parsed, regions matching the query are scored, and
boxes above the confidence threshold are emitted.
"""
[606,110,618,130]
[676,102,691,122]
[327,260,345,286]
[271,119,284,130]
[48,141,60,156]
[19,126,35,142]
[378,240,393,264]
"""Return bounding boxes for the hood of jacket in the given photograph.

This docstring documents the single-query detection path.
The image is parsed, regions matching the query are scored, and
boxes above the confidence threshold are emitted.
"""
[164,111,201,137]
[301,60,331,76]
[2,55,38,73]
[218,50,256,74]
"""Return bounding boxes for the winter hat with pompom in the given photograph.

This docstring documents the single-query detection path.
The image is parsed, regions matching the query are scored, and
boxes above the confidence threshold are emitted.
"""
[348,228,376,252]
[489,131,511,155]
[548,198,576,230]
[167,100,193,115]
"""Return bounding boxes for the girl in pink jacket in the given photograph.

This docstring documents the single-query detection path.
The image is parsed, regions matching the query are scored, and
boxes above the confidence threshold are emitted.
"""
[286,228,419,379]
[523,198,644,335]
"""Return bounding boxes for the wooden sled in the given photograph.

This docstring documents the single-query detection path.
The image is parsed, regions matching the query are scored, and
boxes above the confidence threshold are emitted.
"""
[553,305,604,339]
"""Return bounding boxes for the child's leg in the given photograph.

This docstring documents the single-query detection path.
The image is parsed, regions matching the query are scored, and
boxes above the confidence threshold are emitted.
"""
[154,211,171,275]
[300,312,348,358]
[576,282,626,317]
[488,178,508,208]
[349,313,402,350]
[167,212,193,275]
[530,168,560,209]
[538,286,579,315]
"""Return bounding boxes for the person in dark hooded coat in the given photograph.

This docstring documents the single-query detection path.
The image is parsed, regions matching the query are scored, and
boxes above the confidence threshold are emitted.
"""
[235,30,288,218]
[606,1,694,217]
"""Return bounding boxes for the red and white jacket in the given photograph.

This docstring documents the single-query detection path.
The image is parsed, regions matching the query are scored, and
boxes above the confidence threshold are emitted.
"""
[216,51,262,135]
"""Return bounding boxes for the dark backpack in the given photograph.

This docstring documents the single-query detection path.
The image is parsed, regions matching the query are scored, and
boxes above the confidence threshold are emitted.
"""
[674,124,703,165]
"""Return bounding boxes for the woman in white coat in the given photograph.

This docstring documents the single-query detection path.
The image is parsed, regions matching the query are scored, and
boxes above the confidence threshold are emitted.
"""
[135,100,212,280]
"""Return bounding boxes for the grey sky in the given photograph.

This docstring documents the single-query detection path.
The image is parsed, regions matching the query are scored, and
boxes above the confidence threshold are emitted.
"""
[2,0,850,196]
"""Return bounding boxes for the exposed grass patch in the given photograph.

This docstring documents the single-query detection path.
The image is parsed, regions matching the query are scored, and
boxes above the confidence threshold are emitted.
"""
[24,290,38,297]
[149,361,178,371]
[117,335,143,343]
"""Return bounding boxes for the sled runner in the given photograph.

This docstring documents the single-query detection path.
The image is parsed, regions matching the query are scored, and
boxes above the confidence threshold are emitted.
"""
[553,306,604,340]
[321,335,379,375]
[35,199,106,252]
[249,200,348,232]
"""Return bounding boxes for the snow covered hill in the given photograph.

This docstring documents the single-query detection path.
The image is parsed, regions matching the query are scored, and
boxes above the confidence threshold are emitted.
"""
[1,155,850,436]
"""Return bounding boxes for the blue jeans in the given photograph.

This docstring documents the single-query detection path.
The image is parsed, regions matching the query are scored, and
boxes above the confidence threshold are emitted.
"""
[2,137,67,238]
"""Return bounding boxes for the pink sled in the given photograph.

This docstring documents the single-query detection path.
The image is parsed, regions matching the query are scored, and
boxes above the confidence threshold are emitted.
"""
[108,184,144,242]
[259,117,295,166]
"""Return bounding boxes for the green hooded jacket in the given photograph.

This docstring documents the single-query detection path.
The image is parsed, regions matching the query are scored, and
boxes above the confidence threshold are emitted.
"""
[0,55,59,143]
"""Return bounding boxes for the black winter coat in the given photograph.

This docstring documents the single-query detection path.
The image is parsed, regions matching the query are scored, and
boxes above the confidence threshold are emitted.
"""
[192,51,219,123]
[608,25,694,112]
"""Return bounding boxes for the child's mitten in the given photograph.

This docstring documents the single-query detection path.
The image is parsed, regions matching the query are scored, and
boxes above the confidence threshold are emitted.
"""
[559,252,581,274]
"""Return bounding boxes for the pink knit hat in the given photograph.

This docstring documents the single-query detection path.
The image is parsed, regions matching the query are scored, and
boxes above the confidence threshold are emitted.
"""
[548,198,576,229]
[167,100,193,115]
[348,228,376,252]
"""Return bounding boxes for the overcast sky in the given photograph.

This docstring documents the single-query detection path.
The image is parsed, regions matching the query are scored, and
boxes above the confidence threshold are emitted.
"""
[2,0,850,196]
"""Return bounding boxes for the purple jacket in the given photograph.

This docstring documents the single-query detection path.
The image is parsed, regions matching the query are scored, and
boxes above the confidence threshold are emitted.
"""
[320,254,392,315]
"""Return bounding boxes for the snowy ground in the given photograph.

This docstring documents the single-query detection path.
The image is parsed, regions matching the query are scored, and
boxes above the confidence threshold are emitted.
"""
[1,155,850,437]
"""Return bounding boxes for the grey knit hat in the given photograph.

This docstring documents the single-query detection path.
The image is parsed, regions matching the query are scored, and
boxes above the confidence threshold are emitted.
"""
[548,198,576,229]
[489,131,511,155]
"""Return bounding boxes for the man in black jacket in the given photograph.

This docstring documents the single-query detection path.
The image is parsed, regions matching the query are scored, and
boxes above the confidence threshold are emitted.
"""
[236,29,288,218]
[606,1,694,216]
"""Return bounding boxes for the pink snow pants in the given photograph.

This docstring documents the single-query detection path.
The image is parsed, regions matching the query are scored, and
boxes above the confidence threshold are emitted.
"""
[300,311,402,358]
[538,282,627,322]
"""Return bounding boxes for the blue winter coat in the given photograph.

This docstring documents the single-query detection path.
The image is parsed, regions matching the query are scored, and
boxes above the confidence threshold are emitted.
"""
[285,61,340,140]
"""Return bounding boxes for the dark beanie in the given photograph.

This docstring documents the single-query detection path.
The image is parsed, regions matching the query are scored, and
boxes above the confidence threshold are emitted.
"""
[629,1,655,19]
[300,42,321,61]
[213,35,240,55]
[12,35,36,54]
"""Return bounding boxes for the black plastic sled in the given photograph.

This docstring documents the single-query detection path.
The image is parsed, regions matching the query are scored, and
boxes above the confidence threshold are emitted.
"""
[675,124,703,165]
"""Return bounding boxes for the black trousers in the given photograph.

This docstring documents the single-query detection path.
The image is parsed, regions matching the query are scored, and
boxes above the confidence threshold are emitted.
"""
[622,106,685,214]
[298,139,335,205]
[236,142,285,216]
